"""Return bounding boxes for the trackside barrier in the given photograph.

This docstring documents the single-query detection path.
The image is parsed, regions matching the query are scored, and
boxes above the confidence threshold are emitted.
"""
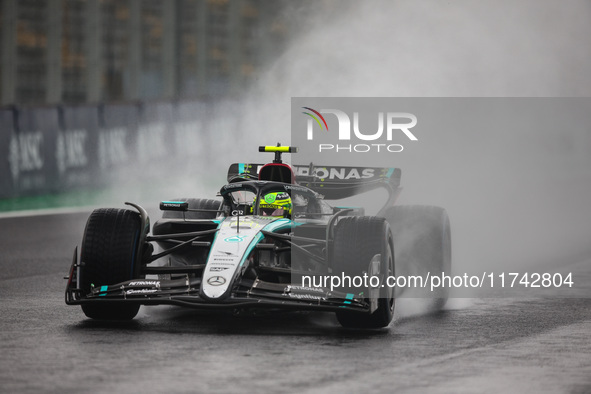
[138,102,175,167]
[59,105,101,190]
[99,104,140,181]
[0,108,15,198]
[12,106,61,196]
[0,100,211,199]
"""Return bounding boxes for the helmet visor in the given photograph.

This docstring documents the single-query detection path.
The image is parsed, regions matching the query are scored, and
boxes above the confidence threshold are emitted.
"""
[260,206,287,216]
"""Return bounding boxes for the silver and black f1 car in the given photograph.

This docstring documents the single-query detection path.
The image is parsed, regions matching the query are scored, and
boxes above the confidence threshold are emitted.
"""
[65,145,451,328]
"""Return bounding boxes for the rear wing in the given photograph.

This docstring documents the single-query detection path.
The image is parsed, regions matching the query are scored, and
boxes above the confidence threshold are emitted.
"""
[227,163,401,200]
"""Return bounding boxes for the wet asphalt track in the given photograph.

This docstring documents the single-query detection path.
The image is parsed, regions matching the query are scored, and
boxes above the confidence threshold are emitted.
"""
[1,211,590,393]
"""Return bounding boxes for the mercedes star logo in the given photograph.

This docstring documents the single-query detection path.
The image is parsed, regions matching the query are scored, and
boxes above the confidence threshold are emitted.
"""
[207,276,226,286]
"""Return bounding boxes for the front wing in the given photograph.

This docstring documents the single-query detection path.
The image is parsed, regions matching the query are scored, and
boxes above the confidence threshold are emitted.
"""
[65,276,370,314]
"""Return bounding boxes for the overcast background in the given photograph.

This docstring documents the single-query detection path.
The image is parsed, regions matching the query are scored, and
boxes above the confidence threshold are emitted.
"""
[237,0,591,295]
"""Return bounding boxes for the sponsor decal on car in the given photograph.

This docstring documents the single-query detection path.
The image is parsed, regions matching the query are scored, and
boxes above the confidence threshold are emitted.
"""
[218,251,237,256]
[224,235,247,243]
[287,293,324,301]
[282,285,327,301]
[207,276,226,286]
[128,280,161,288]
[209,267,229,272]
[295,166,376,180]
[283,185,311,194]
[223,183,243,190]
[283,285,325,294]
[125,289,158,295]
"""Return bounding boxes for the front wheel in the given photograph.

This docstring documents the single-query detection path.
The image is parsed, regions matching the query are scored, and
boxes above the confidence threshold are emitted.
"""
[383,205,451,310]
[332,217,395,329]
[80,208,143,320]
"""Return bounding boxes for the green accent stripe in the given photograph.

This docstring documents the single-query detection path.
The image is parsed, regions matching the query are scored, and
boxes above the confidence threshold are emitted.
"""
[261,218,292,232]
[239,233,264,267]
[238,218,291,267]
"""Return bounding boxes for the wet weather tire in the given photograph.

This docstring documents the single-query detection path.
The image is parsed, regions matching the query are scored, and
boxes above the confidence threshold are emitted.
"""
[332,217,395,329]
[80,208,143,320]
[383,205,451,310]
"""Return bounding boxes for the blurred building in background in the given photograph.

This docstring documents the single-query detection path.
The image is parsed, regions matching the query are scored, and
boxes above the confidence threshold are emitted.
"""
[0,0,290,106]
[0,0,302,200]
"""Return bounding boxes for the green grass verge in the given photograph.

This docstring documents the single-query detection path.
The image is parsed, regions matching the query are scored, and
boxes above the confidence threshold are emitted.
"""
[0,176,221,213]
[0,189,117,213]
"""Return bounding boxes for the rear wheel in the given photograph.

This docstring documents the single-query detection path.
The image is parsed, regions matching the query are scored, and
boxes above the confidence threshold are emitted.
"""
[332,217,395,329]
[161,198,221,219]
[383,205,451,310]
[80,208,143,320]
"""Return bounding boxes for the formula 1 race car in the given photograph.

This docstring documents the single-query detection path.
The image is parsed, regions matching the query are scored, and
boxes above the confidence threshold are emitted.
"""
[65,145,451,328]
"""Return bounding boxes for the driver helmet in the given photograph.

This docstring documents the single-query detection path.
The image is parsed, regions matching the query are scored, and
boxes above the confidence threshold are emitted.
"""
[254,192,292,217]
